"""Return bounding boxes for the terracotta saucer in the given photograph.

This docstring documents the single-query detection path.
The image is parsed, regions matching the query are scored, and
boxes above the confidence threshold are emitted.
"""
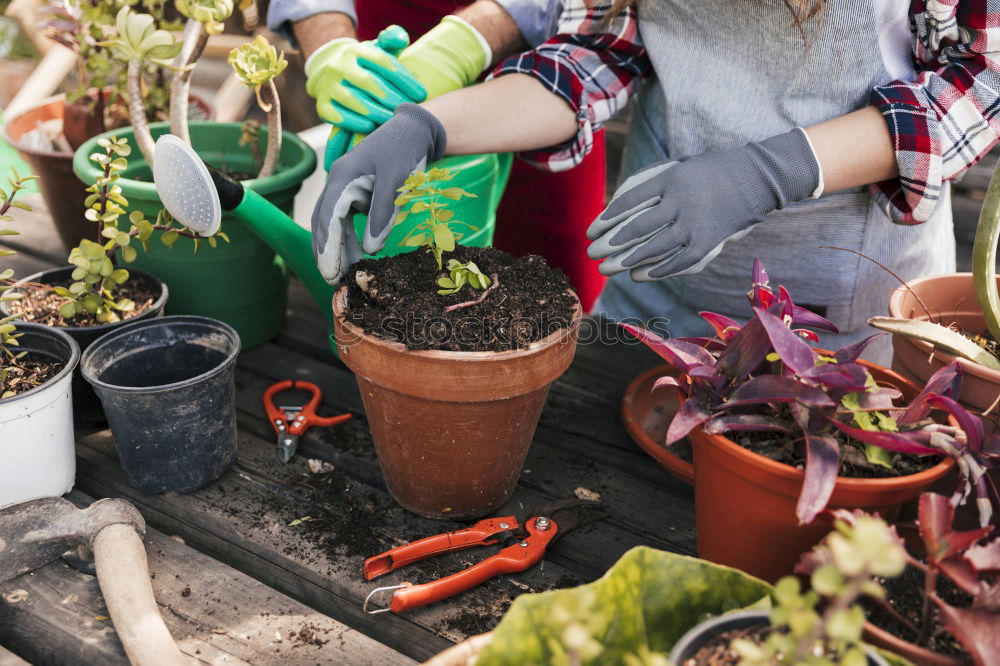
[620,364,694,485]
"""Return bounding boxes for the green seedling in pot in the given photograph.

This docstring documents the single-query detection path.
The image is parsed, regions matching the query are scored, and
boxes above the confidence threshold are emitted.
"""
[54,135,228,323]
[737,511,906,666]
[228,36,288,178]
[395,168,478,271]
[0,169,38,398]
[437,258,490,295]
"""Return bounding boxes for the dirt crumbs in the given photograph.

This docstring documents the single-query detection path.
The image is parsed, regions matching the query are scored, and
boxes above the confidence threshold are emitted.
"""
[7,278,158,328]
[683,624,771,665]
[288,623,330,648]
[344,246,577,352]
[1,354,62,398]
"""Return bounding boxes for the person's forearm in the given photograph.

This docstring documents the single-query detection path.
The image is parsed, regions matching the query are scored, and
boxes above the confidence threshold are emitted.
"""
[453,0,527,66]
[421,74,577,154]
[293,12,357,61]
[804,105,898,194]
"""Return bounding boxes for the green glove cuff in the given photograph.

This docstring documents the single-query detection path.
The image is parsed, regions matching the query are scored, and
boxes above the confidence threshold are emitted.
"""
[399,15,491,100]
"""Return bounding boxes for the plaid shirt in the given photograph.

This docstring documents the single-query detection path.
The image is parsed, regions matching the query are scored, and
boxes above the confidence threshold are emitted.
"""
[492,0,1000,225]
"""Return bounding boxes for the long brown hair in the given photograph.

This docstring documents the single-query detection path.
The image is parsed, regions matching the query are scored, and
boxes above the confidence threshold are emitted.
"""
[603,0,826,31]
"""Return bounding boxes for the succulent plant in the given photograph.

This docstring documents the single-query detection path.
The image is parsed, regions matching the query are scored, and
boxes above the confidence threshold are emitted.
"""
[228,35,288,177]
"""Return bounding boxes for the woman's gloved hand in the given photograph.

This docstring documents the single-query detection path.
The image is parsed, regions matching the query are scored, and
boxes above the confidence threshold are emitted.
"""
[322,16,492,169]
[587,128,822,281]
[305,26,426,134]
[312,104,446,285]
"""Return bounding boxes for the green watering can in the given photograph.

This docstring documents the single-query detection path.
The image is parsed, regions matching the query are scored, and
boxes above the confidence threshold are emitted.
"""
[151,134,510,352]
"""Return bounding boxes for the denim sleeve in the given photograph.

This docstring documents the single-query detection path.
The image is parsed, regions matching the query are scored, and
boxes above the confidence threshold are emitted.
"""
[494,0,563,47]
[266,0,357,46]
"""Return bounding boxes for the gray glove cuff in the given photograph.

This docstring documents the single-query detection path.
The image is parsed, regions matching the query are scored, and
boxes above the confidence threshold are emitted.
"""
[394,103,448,164]
[735,127,821,213]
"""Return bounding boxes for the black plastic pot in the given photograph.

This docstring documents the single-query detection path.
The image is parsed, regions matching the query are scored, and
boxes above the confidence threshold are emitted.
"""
[80,315,240,494]
[0,266,169,426]
[668,610,890,665]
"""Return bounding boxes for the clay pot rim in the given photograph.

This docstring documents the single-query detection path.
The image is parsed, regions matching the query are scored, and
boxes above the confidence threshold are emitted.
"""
[862,620,968,666]
[333,285,582,361]
[888,274,1000,383]
[3,94,72,160]
[621,364,694,484]
[685,358,956,489]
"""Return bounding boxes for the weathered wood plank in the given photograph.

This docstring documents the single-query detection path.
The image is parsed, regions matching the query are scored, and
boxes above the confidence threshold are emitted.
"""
[0,645,31,666]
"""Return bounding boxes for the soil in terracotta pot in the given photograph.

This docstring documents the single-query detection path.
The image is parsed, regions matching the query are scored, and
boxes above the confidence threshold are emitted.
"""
[1,352,62,398]
[683,625,773,665]
[8,280,157,328]
[864,552,970,659]
[344,246,576,352]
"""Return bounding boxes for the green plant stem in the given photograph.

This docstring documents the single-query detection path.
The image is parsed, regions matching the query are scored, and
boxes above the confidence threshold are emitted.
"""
[169,19,209,144]
[126,61,157,165]
[973,155,1000,343]
[259,80,281,178]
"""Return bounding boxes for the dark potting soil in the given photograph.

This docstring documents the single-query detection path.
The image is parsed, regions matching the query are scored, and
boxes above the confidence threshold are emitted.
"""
[734,428,940,479]
[98,343,227,388]
[344,246,577,352]
[8,279,157,328]
[864,551,971,658]
[682,624,773,666]
[0,352,62,398]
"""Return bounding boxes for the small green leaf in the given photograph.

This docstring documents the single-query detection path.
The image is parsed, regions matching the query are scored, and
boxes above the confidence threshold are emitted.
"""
[59,302,77,319]
[111,269,129,285]
[161,230,179,248]
[433,225,455,252]
[121,245,137,263]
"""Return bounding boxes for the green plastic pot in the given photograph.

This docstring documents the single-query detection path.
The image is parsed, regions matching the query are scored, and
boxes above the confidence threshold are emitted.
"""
[74,122,315,348]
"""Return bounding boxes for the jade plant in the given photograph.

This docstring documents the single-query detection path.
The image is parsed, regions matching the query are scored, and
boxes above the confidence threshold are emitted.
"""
[738,511,907,665]
[869,156,1000,371]
[625,259,998,526]
[228,35,288,178]
[0,169,38,398]
[48,135,227,323]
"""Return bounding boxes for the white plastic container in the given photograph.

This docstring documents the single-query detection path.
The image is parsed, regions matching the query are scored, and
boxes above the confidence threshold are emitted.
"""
[0,323,80,508]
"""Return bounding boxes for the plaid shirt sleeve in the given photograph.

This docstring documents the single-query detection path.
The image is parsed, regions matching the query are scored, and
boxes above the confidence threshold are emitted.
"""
[486,0,651,171]
[872,0,1000,224]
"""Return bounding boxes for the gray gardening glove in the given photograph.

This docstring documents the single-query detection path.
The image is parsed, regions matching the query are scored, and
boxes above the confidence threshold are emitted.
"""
[312,103,447,284]
[587,128,821,281]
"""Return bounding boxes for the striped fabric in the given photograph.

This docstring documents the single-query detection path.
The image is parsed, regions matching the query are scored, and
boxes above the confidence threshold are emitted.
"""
[494,0,1000,226]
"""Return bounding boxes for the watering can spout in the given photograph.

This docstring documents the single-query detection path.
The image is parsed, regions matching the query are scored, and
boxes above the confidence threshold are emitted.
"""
[152,134,336,327]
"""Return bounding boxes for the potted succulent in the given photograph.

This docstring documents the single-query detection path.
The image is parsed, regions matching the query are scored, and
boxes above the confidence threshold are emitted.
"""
[72,7,315,348]
[0,169,81,507]
[870,156,1000,433]
[625,260,993,582]
[1,136,223,423]
[334,168,581,519]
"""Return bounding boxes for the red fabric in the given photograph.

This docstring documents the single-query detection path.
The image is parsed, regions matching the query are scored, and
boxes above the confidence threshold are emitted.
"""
[356,0,608,310]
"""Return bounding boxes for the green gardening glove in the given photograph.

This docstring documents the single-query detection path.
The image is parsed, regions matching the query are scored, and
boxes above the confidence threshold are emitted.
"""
[305,25,426,134]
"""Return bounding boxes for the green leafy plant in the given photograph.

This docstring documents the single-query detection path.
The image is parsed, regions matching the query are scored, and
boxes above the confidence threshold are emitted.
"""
[228,35,288,178]
[736,511,906,665]
[52,135,227,323]
[395,168,479,271]
[437,258,491,295]
[1,169,38,398]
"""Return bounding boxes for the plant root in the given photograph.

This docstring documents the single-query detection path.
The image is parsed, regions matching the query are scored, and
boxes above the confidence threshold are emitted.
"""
[444,274,500,313]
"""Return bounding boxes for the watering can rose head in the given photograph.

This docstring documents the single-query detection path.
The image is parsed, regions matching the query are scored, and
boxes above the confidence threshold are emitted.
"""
[228,35,287,108]
[176,0,235,34]
[623,259,999,526]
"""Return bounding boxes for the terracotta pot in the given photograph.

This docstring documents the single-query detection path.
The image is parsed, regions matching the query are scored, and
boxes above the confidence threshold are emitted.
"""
[888,273,1000,433]
[333,287,581,520]
[2,95,92,252]
[690,363,955,583]
[621,364,694,484]
[862,620,967,666]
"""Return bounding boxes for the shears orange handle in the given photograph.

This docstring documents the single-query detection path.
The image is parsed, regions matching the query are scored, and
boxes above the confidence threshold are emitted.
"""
[263,380,351,463]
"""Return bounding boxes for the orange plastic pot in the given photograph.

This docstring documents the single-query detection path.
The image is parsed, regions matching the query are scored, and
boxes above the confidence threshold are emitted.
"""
[888,273,1000,433]
[690,363,955,583]
[333,287,581,520]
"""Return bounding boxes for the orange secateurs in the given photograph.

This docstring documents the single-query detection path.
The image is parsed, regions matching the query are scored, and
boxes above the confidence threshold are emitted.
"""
[263,380,351,463]
[361,499,605,614]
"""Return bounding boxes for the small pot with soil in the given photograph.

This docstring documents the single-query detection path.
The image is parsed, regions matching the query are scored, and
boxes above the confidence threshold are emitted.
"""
[80,315,240,494]
[334,245,580,520]
[2,266,168,425]
[0,323,80,507]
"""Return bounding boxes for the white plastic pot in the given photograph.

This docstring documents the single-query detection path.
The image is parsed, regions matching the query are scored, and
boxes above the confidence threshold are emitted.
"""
[0,323,80,508]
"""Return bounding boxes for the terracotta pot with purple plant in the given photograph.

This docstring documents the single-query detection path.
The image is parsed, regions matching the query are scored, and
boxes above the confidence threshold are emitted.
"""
[626,260,995,582]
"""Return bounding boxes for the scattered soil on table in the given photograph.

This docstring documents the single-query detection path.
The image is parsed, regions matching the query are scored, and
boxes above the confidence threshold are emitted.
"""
[864,551,970,658]
[288,623,330,648]
[1,352,62,398]
[7,279,157,328]
[683,624,772,666]
[344,246,577,352]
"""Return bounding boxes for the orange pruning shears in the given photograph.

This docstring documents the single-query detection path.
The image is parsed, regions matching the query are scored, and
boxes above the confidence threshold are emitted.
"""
[361,499,605,614]
[263,380,352,464]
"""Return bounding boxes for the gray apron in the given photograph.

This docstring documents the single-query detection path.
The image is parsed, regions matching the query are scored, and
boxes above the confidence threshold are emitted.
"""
[594,0,955,365]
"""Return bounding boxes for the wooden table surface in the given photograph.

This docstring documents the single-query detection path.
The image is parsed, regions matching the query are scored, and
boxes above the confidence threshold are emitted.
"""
[0,197,690,665]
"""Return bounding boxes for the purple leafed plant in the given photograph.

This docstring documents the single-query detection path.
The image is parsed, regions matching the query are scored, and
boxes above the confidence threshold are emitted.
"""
[624,260,999,525]
[796,495,1000,665]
